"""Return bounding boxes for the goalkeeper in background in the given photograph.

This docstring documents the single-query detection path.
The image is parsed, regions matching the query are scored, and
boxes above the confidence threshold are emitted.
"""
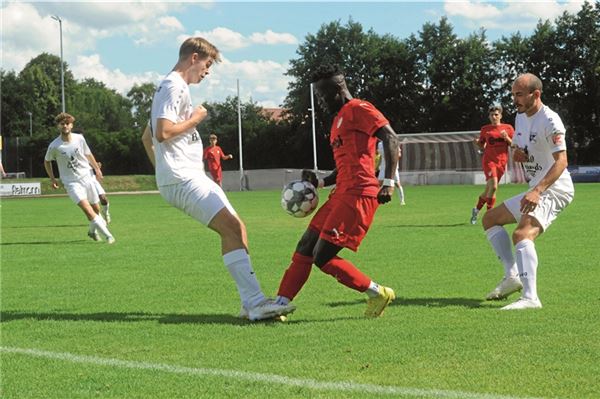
[274,64,398,318]
[471,105,514,224]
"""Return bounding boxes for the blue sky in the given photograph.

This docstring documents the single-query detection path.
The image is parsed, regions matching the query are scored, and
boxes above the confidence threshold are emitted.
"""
[1,1,586,108]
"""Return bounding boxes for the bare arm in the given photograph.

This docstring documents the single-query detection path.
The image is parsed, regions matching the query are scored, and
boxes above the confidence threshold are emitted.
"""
[155,105,207,143]
[141,124,156,168]
[44,160,59,189]
[520,150,568,213]
[374,124,400,204]
[86,154,103,181]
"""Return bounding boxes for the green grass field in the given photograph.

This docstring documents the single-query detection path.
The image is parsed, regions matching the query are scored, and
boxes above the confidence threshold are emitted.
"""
[1,184,599,399]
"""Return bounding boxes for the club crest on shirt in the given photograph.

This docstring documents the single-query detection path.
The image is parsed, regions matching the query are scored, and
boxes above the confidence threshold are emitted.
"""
[552,134,563,145]
[529,132,538,144]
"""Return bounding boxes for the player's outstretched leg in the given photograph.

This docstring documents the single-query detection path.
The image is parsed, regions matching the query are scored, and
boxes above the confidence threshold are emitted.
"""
[320,256,395,318]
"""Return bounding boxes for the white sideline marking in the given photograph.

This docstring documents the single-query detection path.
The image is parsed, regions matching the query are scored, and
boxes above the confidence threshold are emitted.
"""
[1,347,549,399]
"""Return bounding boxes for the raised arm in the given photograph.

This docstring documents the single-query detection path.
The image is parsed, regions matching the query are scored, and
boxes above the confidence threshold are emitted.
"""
[155,105,207,143]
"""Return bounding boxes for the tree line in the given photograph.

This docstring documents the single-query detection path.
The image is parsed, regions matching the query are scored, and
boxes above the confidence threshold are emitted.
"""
[1,1,598,176]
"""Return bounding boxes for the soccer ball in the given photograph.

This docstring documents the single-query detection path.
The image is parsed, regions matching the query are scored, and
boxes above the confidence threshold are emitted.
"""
[281,180,319,218]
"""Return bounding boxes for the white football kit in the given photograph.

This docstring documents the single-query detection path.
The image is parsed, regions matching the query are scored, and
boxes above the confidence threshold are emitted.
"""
[150,71,234,225]
[376,141,400,181]
[504,105,574,230]
[45,133,99,205]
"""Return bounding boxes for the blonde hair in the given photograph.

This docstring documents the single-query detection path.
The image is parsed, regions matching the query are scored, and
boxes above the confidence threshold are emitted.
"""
[179,37,221,63]
[54,112,75,124]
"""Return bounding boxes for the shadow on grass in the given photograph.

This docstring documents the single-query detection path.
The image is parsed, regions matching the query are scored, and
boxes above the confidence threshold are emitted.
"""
[0,310,360,326]
[0,240,89,246]
[2,224,89,229]
[0,311,287,326]
[382,223,467,228]
[327,296,489,309]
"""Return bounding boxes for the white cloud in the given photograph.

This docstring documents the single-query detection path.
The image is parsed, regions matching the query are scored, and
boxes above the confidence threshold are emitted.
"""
[190,57,291,108]
[444,0,586,31]
[70,54,162,95]
[249,30,298,45]
[444,1,501,19]
[182,27,298,51]
[66,53,289,109]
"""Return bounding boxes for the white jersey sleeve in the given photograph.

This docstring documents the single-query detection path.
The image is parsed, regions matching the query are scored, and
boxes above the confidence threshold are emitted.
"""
[150,71,205,186]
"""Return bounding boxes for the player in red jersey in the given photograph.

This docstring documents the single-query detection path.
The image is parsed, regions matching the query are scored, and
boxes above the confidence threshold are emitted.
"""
[470,105,514,224]
[203,133,233,186]
[274,64,399,318]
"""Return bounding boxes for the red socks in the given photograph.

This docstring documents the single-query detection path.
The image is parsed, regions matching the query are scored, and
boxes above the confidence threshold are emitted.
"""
[277,252,313,300]
[476,196,486,210]
[320,256,371,293]
[477,196,496,210]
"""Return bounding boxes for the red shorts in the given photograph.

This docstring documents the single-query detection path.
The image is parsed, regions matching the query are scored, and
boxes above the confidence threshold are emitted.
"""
[309,193,378,251]
[209,168,222,184]
[483,160,506,180]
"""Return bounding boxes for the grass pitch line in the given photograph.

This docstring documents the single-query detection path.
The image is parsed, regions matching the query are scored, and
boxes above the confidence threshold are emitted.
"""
[2,346,549,399]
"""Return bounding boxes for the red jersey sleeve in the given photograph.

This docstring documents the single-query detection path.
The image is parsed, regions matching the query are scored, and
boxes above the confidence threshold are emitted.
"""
[203,147,209,160]
[350,101,389,136]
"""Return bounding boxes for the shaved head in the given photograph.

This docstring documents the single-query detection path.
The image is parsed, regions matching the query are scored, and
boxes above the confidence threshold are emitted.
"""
[514,73,543,93]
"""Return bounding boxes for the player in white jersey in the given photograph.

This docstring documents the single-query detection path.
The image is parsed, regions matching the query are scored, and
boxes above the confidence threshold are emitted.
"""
[377,140,405,205]
[141,37,294,321]
[44,113,114,244]
[481,73,574,310]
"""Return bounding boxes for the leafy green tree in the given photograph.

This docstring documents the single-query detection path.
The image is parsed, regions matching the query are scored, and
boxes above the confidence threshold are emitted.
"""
[127,82,156,129]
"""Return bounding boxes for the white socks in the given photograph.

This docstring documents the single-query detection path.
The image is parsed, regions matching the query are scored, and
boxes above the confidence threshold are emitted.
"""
[485,226,518,278]
[223,249,265,309]
[91,215,112,239]
[366,281,380,298]
[397,186,405,204]
[515,239,538,300]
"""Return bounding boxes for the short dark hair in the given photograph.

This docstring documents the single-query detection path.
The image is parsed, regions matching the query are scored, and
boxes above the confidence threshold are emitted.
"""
[488,105,503,113]
[310,64,343,83]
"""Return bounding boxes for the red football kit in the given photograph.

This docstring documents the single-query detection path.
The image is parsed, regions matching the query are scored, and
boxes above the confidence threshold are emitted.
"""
[309,99,389,251]
[478,123,514,180]
[203,145,226,183]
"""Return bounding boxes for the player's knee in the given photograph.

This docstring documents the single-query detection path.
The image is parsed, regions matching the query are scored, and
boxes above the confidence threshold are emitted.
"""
[482,210,496,230]
[312,250,330,268]
[295,230,317,257]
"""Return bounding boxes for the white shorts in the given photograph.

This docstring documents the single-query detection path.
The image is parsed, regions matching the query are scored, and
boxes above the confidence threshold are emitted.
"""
[504,187,574,231]
[92,177,106,196]
[377,168,400,182]
[159,175,236,226]
[64,178,100,205]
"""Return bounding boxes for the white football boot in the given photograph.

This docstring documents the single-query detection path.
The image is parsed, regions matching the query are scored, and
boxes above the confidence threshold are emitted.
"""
[501,297,542,310]
[241,299,295,321]
[486,276,523,300]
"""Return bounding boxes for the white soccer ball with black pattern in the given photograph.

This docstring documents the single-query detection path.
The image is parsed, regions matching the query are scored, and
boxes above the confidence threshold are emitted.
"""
[281,180,319,218]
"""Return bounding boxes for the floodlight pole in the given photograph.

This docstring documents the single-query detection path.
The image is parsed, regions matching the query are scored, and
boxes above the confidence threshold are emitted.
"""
[51,15,65,113]
[309,83,318,172]
[237,79,245,191]
[27,111,33,177]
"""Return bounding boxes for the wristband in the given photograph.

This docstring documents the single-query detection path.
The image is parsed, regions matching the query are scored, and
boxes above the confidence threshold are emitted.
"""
[318,178,325,188]
[382,178,395,187]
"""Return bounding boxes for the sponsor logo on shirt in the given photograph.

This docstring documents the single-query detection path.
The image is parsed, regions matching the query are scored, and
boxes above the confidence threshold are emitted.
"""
[332,136,343,149]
